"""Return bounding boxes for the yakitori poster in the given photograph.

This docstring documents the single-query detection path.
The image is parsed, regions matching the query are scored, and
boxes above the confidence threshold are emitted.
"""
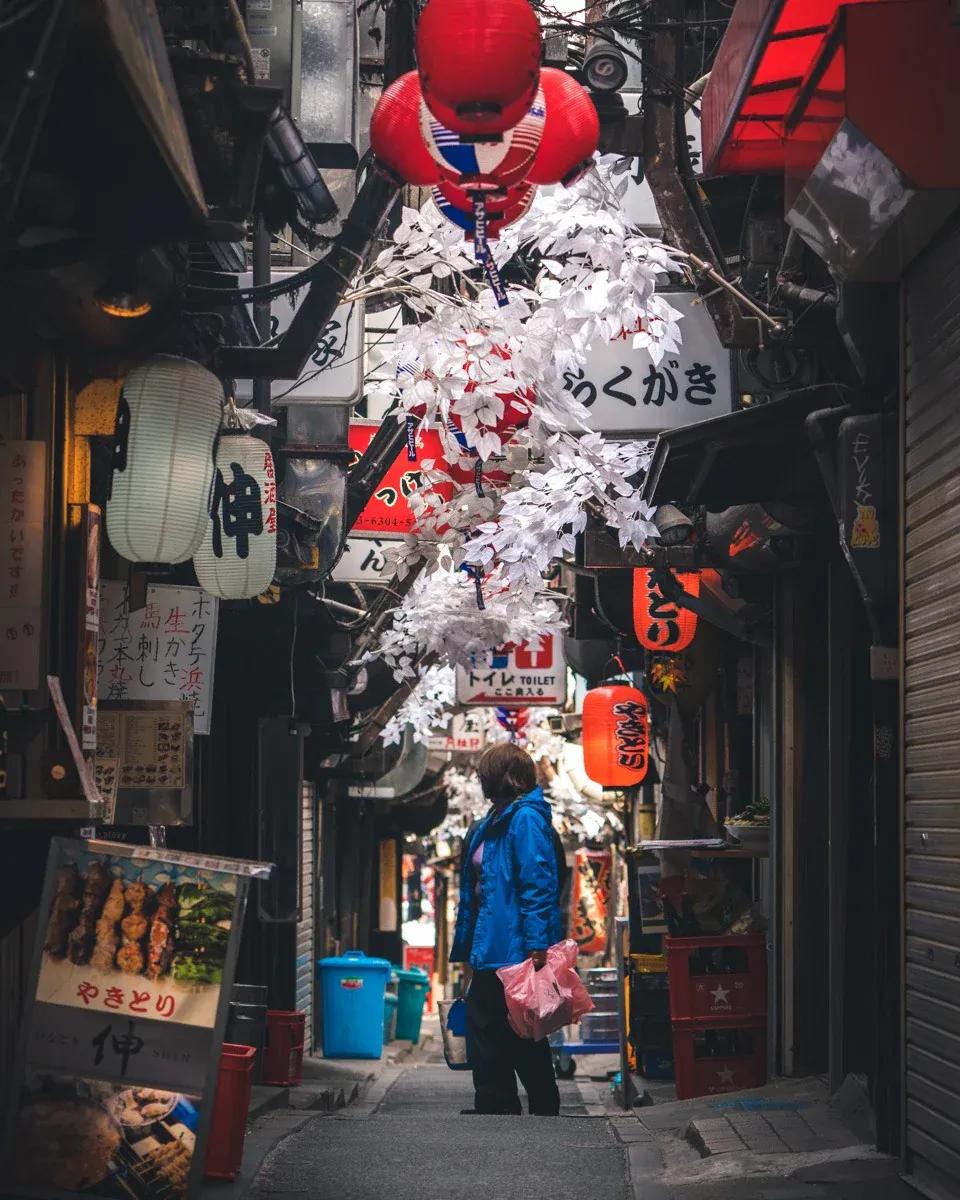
[571,849,612,955]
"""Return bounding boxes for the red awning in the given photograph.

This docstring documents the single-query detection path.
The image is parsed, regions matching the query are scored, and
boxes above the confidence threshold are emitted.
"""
[700,0,894,177]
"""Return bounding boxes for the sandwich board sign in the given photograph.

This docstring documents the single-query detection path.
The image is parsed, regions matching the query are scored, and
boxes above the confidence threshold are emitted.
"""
[456,636,566,707]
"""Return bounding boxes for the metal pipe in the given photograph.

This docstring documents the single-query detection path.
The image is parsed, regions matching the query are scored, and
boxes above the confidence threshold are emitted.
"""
[252,213,271,412]
[344,416,410,532]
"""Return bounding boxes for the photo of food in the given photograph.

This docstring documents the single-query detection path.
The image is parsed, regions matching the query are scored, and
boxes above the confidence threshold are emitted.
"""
[37,847,237,1028]
[0,1073,199,1199]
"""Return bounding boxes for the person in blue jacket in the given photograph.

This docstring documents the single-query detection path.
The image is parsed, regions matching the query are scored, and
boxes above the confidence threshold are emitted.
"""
[450,742,563,1116]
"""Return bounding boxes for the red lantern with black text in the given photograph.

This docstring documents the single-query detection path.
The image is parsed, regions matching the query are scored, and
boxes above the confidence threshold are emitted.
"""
[370,71,441,186]
[526,67,600,186]
[633,569,701,652]
[416,0,542,136]
[582,685,650,786]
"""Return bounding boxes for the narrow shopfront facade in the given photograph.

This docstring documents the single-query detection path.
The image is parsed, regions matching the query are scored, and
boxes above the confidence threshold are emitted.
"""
[902,216,960,1197]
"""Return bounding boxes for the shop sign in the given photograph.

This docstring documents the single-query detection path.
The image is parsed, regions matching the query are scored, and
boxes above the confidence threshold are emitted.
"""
[98,582,219,735]
[427,711,486,752]
[559,292,733,435]
[333,536,399,583]
[455,636,566,707]
[571,848,611,955]
[838,413,895,605]
[349,421,453,538]
[1,837,271,1200]
[235,272,363,404]
[0,440,45,690]
[94,703,194,827]
[77,504,102,750]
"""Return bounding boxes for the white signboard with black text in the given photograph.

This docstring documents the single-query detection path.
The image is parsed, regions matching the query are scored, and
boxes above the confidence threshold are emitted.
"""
[427,712,486,753]
[456,635,566,707]
[236,270,363,404]
[562,291,732,434]
[333,538,399,584]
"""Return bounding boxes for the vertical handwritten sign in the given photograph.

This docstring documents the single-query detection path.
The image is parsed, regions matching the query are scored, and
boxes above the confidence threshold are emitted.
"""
[0,441,45,689]
[98,583,218,734]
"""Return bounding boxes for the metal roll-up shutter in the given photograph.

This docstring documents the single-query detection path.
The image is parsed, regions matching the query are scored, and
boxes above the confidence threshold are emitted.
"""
[297,782,316,1051]
[904,217,960,1200]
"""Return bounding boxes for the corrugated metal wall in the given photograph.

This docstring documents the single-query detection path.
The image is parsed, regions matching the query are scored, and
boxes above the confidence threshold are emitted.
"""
[297,781,315,1051]
[903,218,960,1200]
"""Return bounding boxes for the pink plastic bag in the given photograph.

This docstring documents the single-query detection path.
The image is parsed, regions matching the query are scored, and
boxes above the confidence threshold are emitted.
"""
[497,939,595,1040]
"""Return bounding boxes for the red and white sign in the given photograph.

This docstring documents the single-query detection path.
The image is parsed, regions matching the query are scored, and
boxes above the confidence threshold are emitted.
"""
[349,421,453,537]
[427,712,486,752]
[455,636,566,707]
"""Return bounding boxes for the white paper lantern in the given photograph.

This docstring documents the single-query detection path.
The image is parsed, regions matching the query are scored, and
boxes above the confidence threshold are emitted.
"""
[193,432,277,599]
[106,355,222,563]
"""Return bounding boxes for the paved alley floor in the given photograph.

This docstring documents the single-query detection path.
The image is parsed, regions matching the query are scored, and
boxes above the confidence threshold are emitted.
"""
[247,1060,631,1200]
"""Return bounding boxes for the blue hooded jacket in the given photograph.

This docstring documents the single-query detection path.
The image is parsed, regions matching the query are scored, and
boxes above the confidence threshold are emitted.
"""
[450,786,563,970]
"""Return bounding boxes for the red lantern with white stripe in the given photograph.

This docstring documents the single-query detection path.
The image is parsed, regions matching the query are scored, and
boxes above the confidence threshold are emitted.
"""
[419,89,545,191]
[582,685,650,786]
[193,432,278,599]
[416,0,542,137]
[370,71,441,186]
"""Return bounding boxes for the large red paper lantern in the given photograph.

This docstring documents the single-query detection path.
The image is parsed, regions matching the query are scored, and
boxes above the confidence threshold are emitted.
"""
[526,68,600,187]
[633,569,701,652]
[420,93,544,191]
[370,71,441,186]
[416,0,542,136]
[432,180,536,240]
[582,685,650,786]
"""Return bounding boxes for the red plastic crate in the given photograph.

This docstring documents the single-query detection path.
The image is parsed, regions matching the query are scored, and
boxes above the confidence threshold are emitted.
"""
[204,1043,256,1180]
[672,1017,766,1100]
[262,1010,306,1086]
[666,934,766,1022]
[404,946,435,1011]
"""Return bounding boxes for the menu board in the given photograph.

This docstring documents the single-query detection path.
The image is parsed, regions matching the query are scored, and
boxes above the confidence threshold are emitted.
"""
[98,583,218,735]
[93,705,193,827]
[0,839,272,1200]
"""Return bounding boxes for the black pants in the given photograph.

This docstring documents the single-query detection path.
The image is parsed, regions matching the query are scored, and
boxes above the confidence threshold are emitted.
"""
[466,969,561,1115]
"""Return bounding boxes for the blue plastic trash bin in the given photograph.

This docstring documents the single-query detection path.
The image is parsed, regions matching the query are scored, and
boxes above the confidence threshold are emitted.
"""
[394,966,430,1043]
[383,992,398,1042]
[317,950,391,1058]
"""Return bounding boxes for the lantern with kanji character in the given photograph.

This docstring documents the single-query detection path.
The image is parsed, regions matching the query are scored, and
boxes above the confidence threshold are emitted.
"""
[106,355,222,564]
[193,432,277,599]
[526,68,599,187]
[369,71,441,186]
[416,0,541,136]
[420,91,544,191]
[582,685,650,786]
[632,568,701,652]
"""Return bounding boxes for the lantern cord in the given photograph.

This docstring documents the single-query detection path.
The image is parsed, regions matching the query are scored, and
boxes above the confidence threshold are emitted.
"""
[288,598,299,718]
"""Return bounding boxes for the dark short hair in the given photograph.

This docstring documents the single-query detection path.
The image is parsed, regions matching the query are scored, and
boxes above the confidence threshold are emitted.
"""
[477,743,537,802]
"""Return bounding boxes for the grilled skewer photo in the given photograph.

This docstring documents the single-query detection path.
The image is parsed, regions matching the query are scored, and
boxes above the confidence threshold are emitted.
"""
[67,862,111,966]
[43,865,81,959]
[91,878,125,972]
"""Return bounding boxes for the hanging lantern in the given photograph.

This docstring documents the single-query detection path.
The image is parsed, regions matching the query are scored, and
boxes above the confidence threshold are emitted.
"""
[420,90,544,191]
[632,568,701,652]
[526,67,600,187]
[432,180,536,240]
[416,0,542,136]
[193,432,278,599]
[106,355,222,564]
[369,71,441,186]
[582,685,650,786]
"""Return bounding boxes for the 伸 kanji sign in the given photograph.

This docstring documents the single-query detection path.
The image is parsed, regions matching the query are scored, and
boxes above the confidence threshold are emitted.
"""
[349,421,453,537]
[455,635,566,707]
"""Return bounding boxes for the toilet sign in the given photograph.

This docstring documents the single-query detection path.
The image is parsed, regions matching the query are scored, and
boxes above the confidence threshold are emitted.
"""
[456,635,566,707]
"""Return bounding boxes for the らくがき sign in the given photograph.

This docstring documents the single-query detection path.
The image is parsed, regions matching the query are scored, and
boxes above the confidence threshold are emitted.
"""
[560,291,732,435]
[349,421,453,537]
[455,636,566,707]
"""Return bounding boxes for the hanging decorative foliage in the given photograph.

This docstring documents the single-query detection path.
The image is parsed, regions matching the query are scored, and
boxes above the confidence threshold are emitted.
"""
[416,0,542,136]
[582,685,650,786]
[106,355,222,564]
[525,67,600,187]
[419,91,545,191]
[193,432,277,600]
[632,568,701,652]
[369,71,442,186]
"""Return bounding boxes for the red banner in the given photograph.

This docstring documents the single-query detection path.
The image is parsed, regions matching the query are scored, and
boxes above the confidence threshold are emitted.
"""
[571,849,611,955]
[349,422,453,536]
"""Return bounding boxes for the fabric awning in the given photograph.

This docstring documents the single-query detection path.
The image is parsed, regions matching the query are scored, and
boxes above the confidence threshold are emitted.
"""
[641,393,838,508]
[700,0,897,177]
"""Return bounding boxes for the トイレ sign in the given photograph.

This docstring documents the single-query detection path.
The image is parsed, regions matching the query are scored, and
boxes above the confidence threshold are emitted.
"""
[560,291,733,434]
[456,636,566,707]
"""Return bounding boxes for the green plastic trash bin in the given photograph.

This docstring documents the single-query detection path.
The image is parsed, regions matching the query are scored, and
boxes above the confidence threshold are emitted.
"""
[395,966,430,1043]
